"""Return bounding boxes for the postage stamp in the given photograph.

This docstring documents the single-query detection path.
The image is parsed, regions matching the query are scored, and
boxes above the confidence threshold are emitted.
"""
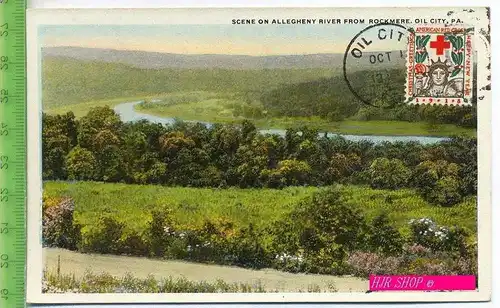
[25,6,490,305]
[406,26,474,105]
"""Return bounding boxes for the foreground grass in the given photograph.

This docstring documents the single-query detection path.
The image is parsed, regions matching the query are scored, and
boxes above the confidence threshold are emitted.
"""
[43,181,477,237]
[44,269,276,293]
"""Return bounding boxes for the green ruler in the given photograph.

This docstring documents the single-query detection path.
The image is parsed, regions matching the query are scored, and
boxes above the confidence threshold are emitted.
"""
[0,0,26,307]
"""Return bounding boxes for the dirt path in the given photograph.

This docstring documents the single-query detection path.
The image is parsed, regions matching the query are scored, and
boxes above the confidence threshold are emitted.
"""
[44,248,368,292]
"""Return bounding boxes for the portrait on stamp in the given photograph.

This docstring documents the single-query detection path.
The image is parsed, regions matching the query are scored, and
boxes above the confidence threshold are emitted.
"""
[406,27,474,105]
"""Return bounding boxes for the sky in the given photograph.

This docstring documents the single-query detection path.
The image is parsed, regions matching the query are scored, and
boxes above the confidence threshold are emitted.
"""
[38,24,403,56]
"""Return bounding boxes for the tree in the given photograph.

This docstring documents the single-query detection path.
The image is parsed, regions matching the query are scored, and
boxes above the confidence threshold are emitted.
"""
[364,212,404,255]
[326,153,362,184]
[77,106,122,149]
[412,160,463,206]
[427,176,462,207]
[66,146,97,180]
[273,188,367,269]
[368,158,410,189]
[42,112,78,180]
[261,159,311,188]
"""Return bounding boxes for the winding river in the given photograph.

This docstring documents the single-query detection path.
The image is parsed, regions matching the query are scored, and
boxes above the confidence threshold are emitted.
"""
[114,102,448,145]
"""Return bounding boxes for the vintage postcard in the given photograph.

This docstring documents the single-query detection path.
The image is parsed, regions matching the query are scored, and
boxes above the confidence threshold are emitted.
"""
[26,7,491,304]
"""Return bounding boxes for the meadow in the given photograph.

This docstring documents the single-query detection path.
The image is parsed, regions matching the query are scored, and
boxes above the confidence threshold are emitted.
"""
[135,91,475,137]
[43,181,477,239]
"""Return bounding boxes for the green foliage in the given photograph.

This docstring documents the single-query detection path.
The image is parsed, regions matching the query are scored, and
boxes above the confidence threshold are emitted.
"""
[44,108,473,191]
[42,112,77,179]
[66,146,97,180]
[147,208,175,257]
[260,159,311,188]
[364,212,404,255]
[427,176,462,207]
[271,188,367,274]
[79,216,125,254]
[409,218,469,256]
[43,181,477,276]
[326,153,362,183]
[261,75,361,119]
[412,160,463,206]
[368,158,410,190]
[260,68,476,128]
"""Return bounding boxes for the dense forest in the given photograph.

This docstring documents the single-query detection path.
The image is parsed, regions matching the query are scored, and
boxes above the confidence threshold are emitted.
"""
[43,106,476,207]
[260,69,476,127]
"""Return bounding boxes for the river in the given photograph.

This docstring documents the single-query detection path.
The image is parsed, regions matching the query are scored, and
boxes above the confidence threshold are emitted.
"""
[114,102,448,145]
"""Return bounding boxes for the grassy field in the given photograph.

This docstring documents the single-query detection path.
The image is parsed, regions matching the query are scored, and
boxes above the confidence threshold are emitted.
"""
[43,181,477,237]
[137,98,475,137]
[130,91,475,137]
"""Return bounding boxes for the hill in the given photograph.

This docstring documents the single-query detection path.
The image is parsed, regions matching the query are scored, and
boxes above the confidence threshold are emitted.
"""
[42,46,405,70]
[42,56,335,110]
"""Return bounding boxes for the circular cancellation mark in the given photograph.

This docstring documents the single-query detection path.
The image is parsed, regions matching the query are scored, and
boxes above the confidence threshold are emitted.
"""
[343,23,410,108]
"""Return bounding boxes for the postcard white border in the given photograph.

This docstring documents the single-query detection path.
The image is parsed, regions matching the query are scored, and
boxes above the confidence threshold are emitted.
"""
[26,7,492,304]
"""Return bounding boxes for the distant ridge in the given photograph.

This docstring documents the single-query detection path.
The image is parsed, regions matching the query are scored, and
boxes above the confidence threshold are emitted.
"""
[42,46,404,70]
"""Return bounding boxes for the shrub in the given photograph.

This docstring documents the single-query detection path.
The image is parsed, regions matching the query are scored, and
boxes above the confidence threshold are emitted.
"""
[79,216,125,254]
[412,160,463,206]
[364,212,404,255]
[347,251,402,277]
[66,146,97,180]
[407,258,454,275]
[42,197,81,250]
[147,207,175,257]
[368,158,410,189]
[305,245,351,275]
[326,153,362,183]
[120,231,149,256]
[404,244,432,257]
[408,218,469,255]
[272,188,367,274]
[230,224,272,269]
[426,176,463,206]
[260,159,311,188]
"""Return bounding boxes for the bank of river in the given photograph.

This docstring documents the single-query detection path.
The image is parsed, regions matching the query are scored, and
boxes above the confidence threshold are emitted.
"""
[114,101,448,145]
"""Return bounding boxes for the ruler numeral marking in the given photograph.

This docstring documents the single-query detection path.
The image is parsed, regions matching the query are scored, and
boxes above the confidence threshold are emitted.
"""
[0,23,7,37]
[0,155,7,170]
[0,254,8,269]
[0,0,9,4]
[0,288,8,300]
[0,89,7,104]
[0,188,7,202]
[0,56,8,71]
[0,222,7,233]
[0,123,7,136]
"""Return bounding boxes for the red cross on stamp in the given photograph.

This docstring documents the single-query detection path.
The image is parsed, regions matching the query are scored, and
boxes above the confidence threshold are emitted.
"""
[405,26,474,106]
[430,35,451,55]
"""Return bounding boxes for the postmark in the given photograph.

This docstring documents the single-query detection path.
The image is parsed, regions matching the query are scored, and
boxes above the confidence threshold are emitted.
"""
[405,26,474,106]
[343,23,410,108]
